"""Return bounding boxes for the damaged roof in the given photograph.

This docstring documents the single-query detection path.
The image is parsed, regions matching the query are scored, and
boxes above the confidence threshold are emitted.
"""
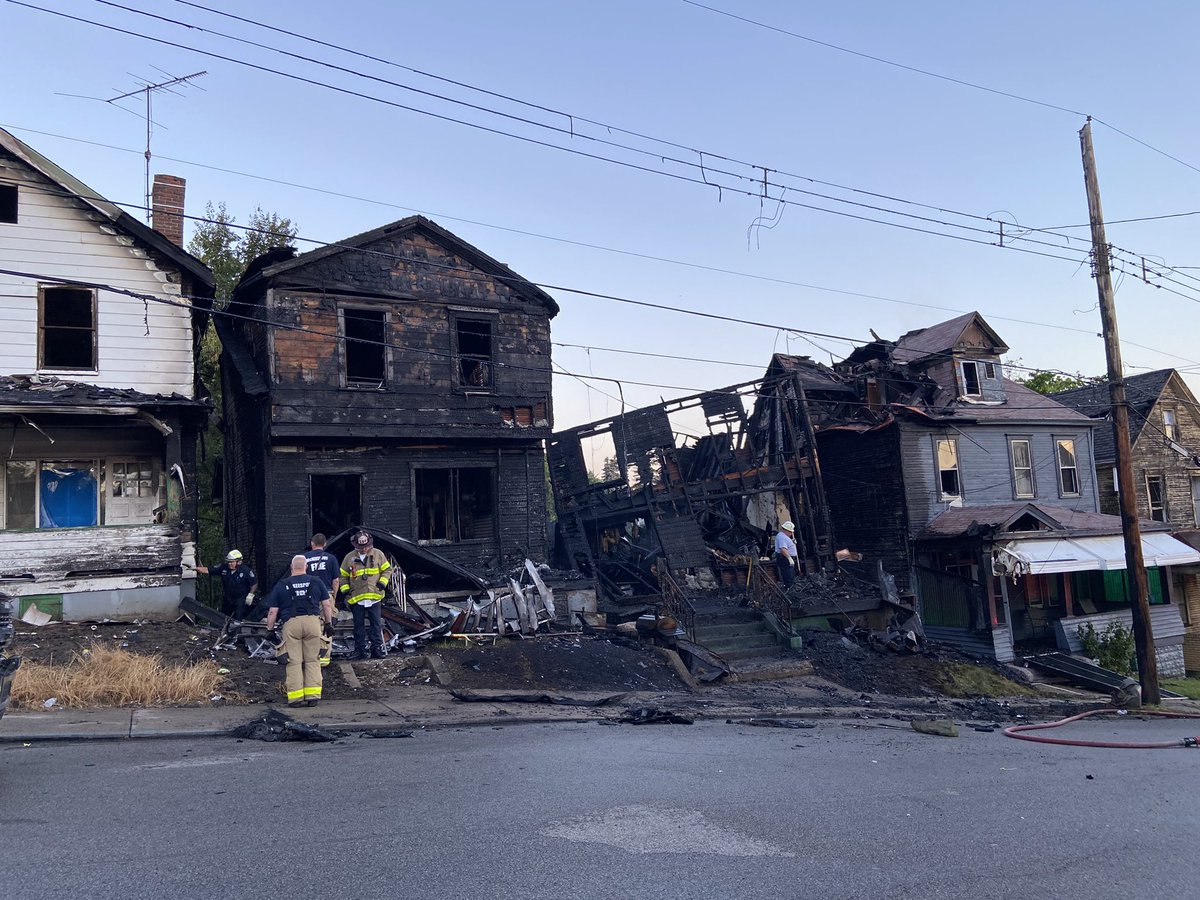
[919,501,1168,540]
[239,215,559,316]
[0,374,208,410]
[922,377,1093,424]
[891,311,1008,365]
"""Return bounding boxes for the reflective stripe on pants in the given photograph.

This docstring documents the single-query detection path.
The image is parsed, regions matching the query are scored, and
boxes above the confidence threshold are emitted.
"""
[282,615,323,702]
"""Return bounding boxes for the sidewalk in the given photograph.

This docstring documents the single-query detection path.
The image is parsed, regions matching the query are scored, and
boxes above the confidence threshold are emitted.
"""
[0,678,1135,743]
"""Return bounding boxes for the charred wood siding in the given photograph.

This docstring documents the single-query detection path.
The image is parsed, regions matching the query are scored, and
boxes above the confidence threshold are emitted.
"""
[259,445,547,588]
[817,425,913,588]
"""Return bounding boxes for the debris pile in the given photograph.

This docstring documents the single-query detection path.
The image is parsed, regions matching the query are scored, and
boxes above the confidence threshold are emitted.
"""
[446,560,558,637]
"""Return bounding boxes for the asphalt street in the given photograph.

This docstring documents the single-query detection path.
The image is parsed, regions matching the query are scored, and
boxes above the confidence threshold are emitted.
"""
[1,716,1197,899]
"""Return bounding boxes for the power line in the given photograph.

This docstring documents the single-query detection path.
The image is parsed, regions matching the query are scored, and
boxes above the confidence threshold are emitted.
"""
[1,1,1117,265]
[681,0,1200,178]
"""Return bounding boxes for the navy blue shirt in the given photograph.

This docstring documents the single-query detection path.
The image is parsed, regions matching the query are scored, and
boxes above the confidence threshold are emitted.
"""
[266,575,330,623]
[212,562,257,604]
[303,549,340,592]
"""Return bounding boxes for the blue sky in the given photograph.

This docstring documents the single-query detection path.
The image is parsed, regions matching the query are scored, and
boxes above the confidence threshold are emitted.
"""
[4,0,1200,431]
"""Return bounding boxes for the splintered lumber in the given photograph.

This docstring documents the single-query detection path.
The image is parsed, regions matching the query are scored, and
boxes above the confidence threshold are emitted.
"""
[524,559,556,619]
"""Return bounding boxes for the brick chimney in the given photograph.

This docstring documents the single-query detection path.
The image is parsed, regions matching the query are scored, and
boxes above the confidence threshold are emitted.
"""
[151,174,186,246]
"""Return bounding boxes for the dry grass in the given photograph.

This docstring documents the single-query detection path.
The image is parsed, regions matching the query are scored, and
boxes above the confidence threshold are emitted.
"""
[11,646,226,709]
[934,662,1037,698]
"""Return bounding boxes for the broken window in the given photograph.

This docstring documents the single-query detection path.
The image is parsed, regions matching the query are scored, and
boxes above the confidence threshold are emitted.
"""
[936,438,960,499]
[1147,474,1167,522]
[39,285,96,370]
[106,459,161,525]
[1056,439,1079,496]
[1010,438,1035,498]
[1162,409,1178,442]
[961,361,981,397]
[984,362,996,379]
[342,307,387,387]
[454,315,494,390]
[1192,475,1200,526]
[3,461,36,529]
[0,184,16,223]
[415,466,494,542]
[310,473,362,538]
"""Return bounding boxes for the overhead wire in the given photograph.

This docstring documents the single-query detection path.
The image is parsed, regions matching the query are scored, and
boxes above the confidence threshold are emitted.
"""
[0,0,1133,268]
[680,0,1200,178]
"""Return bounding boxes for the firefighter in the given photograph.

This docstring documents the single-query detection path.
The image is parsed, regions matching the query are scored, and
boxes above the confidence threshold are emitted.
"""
[774,521,798,588]
[263,555,333,707]
[303,533,341,596]
[339,531,391,660]
[193,550,258,620]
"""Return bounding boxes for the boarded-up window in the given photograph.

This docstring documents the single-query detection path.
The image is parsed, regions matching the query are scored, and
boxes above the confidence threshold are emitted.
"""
[1009,438,1035,498]
[936,438,960,499]
[1056,439,1079,496]
[0,184,16,223]
[454,316,494,389]
[39,286,96,370]
[343,307,387,387]
[415,466,495,542]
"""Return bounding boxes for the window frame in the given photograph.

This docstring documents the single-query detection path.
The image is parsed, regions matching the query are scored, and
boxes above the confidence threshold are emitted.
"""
[960,360,982,397]
[935,437,961,500]
[411,464,497,544]
[1055,437,1080,497]
[450,310,498,394]
[1162,408,1179,442]
[1008,436,1036,499]
[338,304,389,390]
[1191,473,1200,526]
[0,183,17,223]
[1146,473,1167,522]
[38,284,98,373]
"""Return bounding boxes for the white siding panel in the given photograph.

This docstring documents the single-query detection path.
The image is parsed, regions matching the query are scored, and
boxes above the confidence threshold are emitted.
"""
[0,159,198,396]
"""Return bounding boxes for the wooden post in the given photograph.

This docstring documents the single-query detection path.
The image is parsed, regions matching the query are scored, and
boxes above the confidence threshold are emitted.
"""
[1079,119,1160,703]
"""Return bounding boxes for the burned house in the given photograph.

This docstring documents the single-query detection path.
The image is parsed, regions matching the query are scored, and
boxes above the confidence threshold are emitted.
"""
[548,366,853,608]
[218,215,557,586]
[805,312,1199,672]
[0,127,214,620]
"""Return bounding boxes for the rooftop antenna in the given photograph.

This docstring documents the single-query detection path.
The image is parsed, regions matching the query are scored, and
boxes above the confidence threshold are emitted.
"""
[105,70,207,222]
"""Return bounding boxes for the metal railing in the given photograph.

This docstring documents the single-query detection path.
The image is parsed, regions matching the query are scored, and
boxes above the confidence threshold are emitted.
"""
[658,570,697,640]
[748,560,794,636]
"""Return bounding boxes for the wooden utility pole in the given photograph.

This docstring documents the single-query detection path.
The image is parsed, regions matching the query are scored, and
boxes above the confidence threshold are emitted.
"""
[1079,119,1160,704]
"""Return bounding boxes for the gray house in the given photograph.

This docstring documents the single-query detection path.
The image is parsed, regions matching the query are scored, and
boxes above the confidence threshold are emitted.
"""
[814,312,1198,673]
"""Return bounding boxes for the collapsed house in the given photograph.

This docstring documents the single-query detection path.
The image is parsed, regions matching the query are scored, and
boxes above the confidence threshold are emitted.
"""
[548,370,853,605]
[0,127,215,621]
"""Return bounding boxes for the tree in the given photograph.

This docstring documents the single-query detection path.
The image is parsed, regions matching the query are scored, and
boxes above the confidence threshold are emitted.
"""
[188,202,299,303]
[1007,358,1106,395]
[1017,370,1107,395]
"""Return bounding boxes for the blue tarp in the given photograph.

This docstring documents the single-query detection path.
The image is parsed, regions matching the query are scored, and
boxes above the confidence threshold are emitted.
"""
[39,464,98,528]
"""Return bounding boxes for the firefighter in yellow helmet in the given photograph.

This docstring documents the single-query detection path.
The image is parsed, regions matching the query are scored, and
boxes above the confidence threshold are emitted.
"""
[339,532,391,660]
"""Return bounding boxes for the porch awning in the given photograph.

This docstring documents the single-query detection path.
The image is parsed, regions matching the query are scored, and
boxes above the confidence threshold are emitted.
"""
[994,533,1200,576]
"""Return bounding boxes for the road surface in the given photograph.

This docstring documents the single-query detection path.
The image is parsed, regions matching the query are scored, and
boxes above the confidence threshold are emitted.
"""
[1,715,1196,899]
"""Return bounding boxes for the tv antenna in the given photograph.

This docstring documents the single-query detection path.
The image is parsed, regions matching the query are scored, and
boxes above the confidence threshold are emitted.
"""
[106,70,207,222]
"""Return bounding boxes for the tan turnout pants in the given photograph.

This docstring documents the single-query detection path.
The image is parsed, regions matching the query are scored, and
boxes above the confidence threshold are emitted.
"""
[281,615,323,703]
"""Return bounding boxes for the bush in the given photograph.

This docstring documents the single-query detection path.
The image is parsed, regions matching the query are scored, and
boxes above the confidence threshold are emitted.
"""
[1077,621,1136,675]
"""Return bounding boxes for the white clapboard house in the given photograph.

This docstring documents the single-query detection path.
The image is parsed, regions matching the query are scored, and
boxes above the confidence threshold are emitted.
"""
[0,126,214,621]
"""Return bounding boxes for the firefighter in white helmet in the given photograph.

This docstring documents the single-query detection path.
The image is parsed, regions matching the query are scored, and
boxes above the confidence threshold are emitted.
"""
[774,521,798,588]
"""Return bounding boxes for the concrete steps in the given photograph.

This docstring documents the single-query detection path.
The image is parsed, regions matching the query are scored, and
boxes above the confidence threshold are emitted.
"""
[692,609,782,662]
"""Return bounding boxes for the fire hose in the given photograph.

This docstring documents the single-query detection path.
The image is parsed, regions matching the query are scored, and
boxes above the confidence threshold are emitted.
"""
[1003,708,1200,749]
